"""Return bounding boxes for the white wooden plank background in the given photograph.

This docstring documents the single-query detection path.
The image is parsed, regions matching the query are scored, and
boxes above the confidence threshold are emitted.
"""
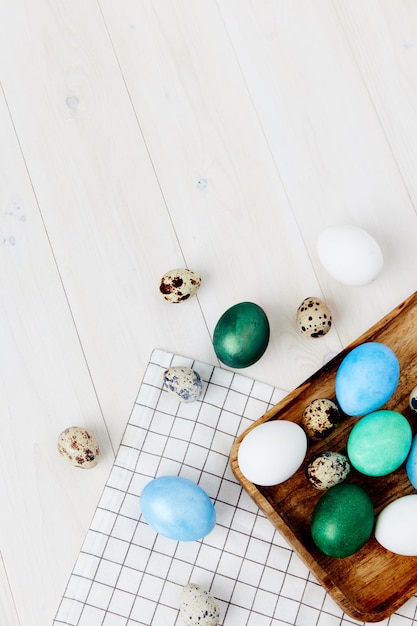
[0,1,417,624]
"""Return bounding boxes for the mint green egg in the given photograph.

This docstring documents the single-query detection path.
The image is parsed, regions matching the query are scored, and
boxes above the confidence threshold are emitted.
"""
[347,410,412,477]
[311,483,374,558]
[213,302,270,368]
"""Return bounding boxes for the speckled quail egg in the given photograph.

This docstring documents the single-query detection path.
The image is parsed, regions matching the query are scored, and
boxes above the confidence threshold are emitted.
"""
[159,268,201,303]
[296,297,332,338]
[180,583,220,626]
[163,366,203,402]
[306,451,351,489]
[302,398,340,440]
[409,385,417,412]
[57,426,99,468]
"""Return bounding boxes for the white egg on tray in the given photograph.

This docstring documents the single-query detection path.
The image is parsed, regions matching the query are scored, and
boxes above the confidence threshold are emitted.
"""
[237,420,307,486]
[375,495,417,556]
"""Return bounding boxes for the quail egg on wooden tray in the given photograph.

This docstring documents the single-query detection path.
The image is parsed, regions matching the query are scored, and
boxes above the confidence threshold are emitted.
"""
[230,291,417,623]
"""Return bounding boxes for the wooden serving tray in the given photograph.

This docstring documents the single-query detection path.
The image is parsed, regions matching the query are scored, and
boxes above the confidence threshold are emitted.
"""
[230,292,417,622]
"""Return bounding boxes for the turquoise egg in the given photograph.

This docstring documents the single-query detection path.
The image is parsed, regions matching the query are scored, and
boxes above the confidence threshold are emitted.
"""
[406,434,417,489]
[212,302,270,368]
[335,342,399,416]
[347,410,412,477]
[140,476,216,541]
[311,483,374,558]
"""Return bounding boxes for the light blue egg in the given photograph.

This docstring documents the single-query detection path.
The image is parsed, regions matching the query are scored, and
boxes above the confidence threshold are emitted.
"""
[406,435,417,489]
[140,475,216,541]
[335,342,399,417]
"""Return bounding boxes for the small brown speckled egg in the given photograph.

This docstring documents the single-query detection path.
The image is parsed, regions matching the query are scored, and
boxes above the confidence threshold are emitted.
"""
[302,398,340,440]
[57,426,99,468]
[306,451,351,489]
[159,268,201,303]
[296,296,332,338]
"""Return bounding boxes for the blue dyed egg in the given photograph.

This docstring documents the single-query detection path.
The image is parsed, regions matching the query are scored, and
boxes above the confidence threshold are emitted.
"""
[140,476,216,541]
[347,410,412,477]
[406,435,417,489]
[335,342,399,416]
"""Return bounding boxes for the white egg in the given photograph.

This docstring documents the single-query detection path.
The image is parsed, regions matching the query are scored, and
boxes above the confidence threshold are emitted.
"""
[238,420,307,486]
[317,224,383,286]
[375,494,417,556]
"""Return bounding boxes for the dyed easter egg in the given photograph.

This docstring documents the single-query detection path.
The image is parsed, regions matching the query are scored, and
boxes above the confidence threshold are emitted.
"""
[347,410,412,477]
[406,434,417,489]
[238,420,307,486]
[317,224,383,286]
[311,483,374,558]
[375,495,417,556]
[140,476,216,541]
[335,342,399,416]
[213,302,270,368]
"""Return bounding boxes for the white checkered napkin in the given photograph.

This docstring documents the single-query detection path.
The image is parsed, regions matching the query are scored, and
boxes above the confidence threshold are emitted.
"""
[53,350,417,626]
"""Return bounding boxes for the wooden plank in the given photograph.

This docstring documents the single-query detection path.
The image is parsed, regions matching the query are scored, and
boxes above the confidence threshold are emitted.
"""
[2,1,417,624]
[0,0,213,451]
[0,553,20,626]
[0,86,114,625]
[98,0,343,391]
[218,0,417,347]
[335,0,417,205]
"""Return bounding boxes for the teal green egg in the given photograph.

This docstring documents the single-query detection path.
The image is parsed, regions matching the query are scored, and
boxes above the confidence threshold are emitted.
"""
[347,410,412,477]
[212,302,270,368]
[311,483,374,558]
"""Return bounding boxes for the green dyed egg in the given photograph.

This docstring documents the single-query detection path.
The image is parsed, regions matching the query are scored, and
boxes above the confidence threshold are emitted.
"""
[347,410,412,477]
[311,483,374,558]
[213,302,270,368]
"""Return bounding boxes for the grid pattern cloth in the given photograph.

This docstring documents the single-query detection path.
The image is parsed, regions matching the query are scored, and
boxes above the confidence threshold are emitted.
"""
[53,349,417,626]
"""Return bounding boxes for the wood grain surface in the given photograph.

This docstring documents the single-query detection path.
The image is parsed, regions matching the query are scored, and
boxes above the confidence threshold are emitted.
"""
[1,1,417,623]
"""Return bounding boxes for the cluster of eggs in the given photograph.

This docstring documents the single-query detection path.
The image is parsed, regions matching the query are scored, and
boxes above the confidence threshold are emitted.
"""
[56,224,386,623]
[153,225,389,561]
[239,340,417,559]
[159,225,384,370]
[56,223,383,468]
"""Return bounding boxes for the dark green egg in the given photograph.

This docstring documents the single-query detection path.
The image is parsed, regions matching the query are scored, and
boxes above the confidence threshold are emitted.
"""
[212,302,270,368]
[311,483,374,558]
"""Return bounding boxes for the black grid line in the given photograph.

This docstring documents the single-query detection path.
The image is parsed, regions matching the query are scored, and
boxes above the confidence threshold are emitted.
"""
[53,349,417,626]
